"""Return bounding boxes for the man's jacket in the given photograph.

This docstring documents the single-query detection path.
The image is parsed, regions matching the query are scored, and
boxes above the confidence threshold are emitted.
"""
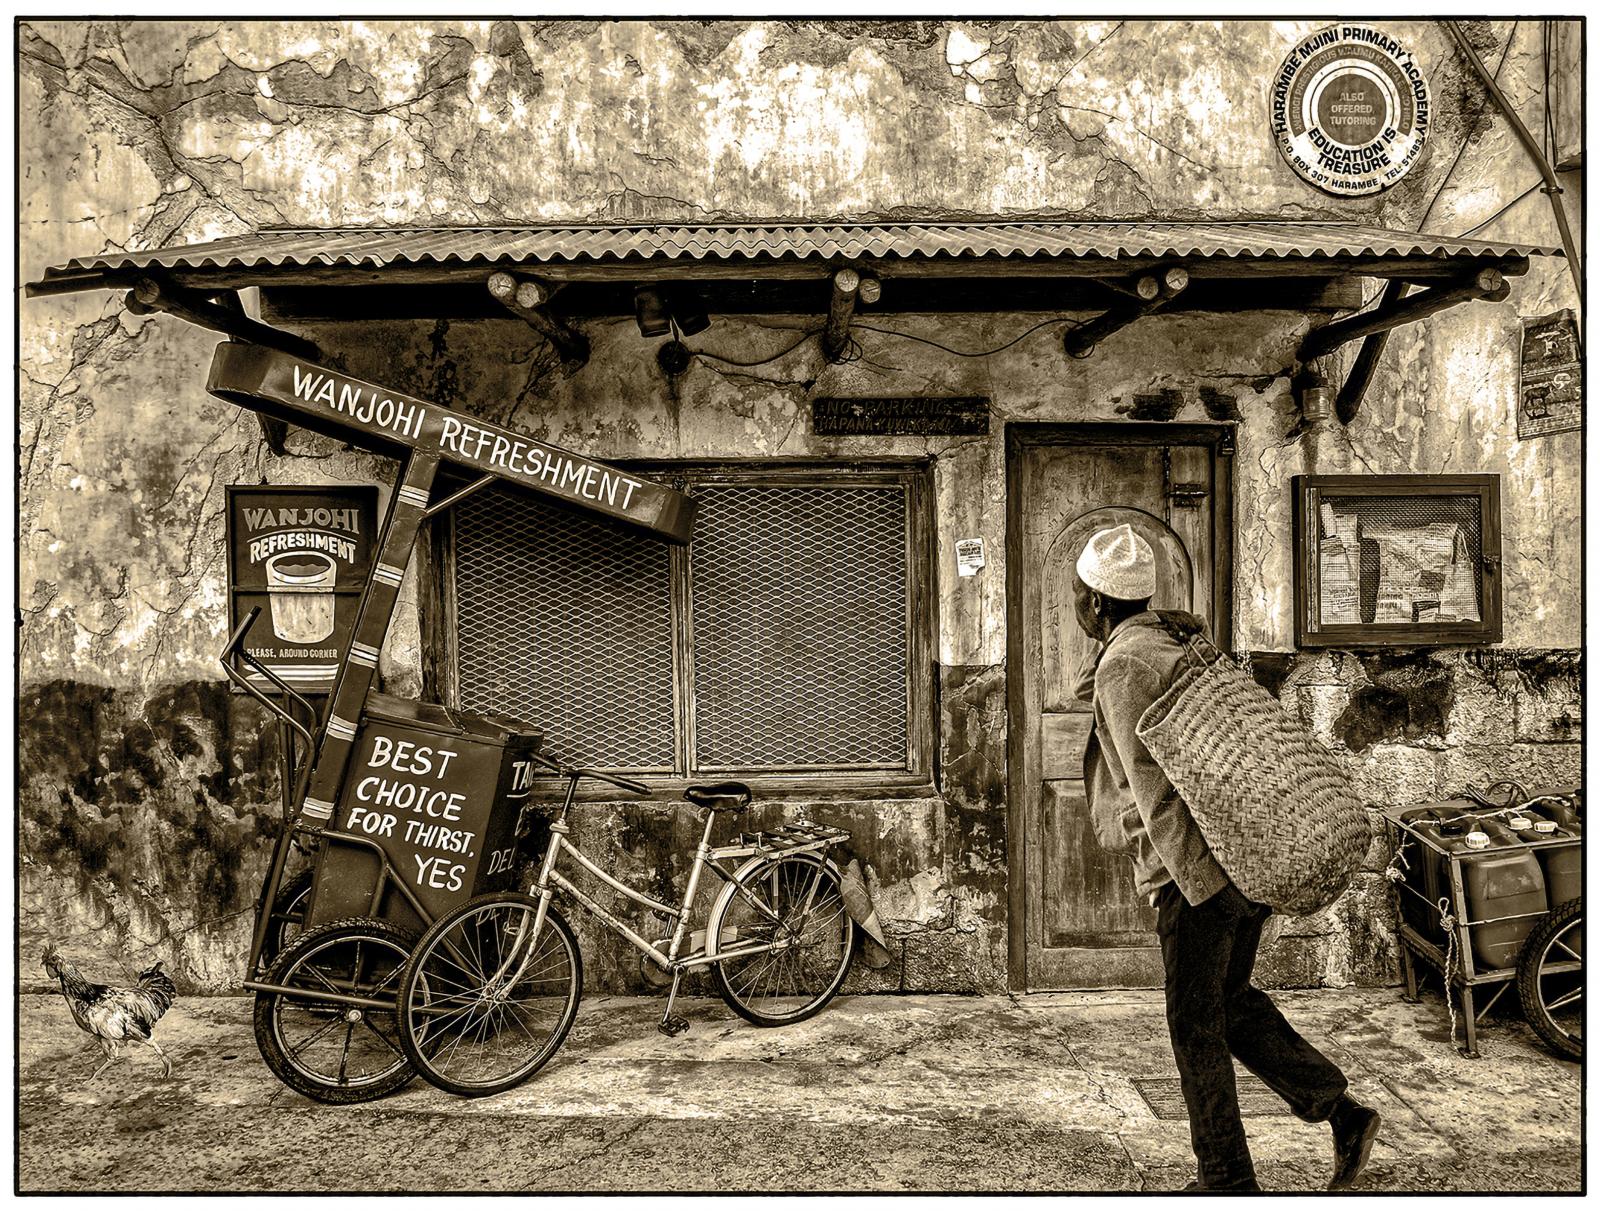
[1076,610,1229,907]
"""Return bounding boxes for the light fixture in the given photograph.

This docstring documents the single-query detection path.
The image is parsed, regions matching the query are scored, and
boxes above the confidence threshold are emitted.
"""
[657,339,691,377]
[634,287,671,338]
[668,289,709,337]
[1300,374,1332,424]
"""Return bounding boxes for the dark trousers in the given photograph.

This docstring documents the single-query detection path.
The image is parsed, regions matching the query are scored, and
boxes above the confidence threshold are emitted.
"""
[1155,881,1348,1189]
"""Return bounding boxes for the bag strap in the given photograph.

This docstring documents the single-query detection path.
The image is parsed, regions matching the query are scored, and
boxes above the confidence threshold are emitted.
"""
[1177,629,1252,677]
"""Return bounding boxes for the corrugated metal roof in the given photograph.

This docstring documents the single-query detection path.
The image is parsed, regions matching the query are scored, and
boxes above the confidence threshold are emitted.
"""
[33,221,1556,288]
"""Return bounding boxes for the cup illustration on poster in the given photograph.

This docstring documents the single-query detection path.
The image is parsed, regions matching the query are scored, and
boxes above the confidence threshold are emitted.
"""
[227,486,379,694]
[265,550,339,642]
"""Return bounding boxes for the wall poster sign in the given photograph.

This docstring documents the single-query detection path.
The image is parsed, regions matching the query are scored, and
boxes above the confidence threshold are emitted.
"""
[226,484,379,694]
[1270,24,1431,196]
[812,396,990,436]
[1518,309,1581,439]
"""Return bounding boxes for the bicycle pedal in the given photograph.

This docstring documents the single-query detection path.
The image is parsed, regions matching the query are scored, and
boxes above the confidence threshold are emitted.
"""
[657,1015,690,1038]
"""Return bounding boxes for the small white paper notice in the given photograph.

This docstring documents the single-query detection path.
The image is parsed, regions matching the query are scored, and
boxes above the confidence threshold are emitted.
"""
[956,538,986,577]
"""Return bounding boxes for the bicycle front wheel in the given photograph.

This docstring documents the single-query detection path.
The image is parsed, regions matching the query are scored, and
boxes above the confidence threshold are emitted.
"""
[398,893,582,1097]
[712,852,854,1026]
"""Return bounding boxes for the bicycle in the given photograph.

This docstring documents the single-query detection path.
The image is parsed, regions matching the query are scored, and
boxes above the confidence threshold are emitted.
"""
[394,755,857,1097]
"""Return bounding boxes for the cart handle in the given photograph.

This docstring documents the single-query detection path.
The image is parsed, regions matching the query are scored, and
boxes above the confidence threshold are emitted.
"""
[529,751,650,796]
[219,607,316,750]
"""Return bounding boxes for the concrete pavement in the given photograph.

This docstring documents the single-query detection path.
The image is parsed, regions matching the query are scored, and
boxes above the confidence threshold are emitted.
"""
[18,988,1582,1192]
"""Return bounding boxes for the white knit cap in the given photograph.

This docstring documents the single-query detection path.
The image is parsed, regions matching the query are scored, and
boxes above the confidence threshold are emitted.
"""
[1077,524,1156,600]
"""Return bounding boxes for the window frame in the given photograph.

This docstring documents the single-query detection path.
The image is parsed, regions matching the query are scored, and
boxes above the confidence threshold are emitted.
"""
[423,457,937,798]
[1291,473,1503,648]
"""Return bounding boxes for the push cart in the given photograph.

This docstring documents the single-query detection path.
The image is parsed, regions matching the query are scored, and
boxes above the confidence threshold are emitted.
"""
[203,339,698,1101]
[1382,789,1582,1060]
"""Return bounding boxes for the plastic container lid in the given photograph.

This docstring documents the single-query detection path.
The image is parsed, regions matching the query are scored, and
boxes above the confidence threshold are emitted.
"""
[1533,819,1558,834]
[1465,830,1491,850]
[1508,815,1533,831]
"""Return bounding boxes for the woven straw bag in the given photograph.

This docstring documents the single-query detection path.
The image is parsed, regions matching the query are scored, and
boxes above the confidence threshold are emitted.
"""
[1135,634,1369,916]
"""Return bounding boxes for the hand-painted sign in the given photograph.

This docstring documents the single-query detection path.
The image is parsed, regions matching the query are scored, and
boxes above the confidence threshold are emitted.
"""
[812,396,990,436]
[1518,309,1581,439]
[226,485,378,694]
[207,341,695,544]
[1270,24,1430,196]
[308,693,545,930]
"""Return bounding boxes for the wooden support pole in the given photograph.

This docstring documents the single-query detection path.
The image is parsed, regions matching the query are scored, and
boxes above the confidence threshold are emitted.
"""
[858,276,882,305]
[1064,266,1189,359]
[210,290,292,455]
[513,276,565,310]
[1333,280,1410,426]
[1299,268,1508,363]
[129,276,321,361]
[487,271,589,370]
[823,268,861,362]
[1103,272,1163,302]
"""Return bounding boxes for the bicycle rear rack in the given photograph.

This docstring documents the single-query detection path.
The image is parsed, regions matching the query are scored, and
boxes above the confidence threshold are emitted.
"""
[711,821,851,861]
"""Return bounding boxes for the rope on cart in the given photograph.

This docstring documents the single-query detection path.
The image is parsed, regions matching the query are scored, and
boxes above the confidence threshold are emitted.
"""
[1437,896,1461,1048]
[1383,835,1411,884]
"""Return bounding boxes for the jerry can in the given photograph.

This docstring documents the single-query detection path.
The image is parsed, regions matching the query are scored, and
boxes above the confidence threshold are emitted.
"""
[1399,801,1473,938]
[1458,838,1548,970]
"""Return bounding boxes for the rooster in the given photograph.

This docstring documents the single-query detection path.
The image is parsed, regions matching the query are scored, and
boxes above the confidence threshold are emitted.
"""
[41,945,177,1082]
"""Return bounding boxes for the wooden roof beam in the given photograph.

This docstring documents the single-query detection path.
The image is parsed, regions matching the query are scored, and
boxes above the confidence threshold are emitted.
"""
[124,276,320,362]
[1063,267,1188,358]
[487,271,588,371]
[46,253,1531,293]
[821,268,881,362]
[1299,267,1509,364]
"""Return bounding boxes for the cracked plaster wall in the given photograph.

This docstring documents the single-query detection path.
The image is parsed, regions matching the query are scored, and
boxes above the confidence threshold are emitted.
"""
[19,19,1582,993]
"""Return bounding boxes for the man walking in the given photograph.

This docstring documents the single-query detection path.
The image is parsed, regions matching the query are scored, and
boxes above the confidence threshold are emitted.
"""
[1072,523,1380,1192]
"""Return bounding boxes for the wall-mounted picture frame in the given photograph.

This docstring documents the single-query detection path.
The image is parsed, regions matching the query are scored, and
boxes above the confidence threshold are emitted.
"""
[1292,474,1502,647]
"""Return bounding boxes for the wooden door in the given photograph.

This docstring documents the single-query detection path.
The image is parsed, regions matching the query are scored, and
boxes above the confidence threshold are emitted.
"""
[1008,426,1231,990]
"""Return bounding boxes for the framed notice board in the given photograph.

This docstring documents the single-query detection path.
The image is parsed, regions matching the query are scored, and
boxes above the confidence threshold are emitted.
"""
[226,485,379,695]
[1292,474,1501,648]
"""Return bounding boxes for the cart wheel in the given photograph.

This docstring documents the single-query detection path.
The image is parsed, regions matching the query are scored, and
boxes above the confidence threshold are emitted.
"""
[711,852,855,1027]
[1516,897,1583,1061]
[260,868,315,968]
[398,894,582,1098]
[253,916,420,1103]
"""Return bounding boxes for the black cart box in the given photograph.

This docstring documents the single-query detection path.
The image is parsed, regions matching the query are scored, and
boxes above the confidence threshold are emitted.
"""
[307,692,544,933]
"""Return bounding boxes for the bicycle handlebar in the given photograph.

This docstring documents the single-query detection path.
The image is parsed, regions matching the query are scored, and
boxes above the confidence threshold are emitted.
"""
[528,751,650,796]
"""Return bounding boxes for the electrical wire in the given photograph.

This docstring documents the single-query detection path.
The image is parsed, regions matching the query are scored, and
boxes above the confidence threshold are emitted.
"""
[1542,21,1555,165]
[686,314,1087,369]
[1420,19,1518,232]
[852,315,1085,358]
[689,328,820,367]
[1460,181,1543,236]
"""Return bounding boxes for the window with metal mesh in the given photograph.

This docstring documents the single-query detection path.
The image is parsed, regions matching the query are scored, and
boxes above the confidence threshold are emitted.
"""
[451,470,918,777]
[690,483,909,770]
[1314,493,1484,626]
[453,486,676,770]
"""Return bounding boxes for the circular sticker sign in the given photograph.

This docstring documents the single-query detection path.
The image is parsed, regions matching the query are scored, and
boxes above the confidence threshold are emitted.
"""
[1270,24,1431,196]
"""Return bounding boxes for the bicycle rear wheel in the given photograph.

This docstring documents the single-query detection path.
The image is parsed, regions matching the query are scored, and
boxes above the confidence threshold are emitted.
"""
[398,893,582,1098]
[712,852,854,1026]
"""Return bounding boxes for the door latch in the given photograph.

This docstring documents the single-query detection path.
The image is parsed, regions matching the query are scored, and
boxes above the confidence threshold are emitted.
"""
[1167,482,1208,509]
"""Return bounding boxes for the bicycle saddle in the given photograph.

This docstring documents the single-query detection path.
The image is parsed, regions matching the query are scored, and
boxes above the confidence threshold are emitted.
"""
[684,781,752,813]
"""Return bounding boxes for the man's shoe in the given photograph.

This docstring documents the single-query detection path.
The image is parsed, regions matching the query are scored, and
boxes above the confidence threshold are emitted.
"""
[1328,1096,1381,1190]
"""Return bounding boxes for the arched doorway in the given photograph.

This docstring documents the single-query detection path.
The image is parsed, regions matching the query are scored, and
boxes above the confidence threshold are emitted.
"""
[1008,424,1233,989]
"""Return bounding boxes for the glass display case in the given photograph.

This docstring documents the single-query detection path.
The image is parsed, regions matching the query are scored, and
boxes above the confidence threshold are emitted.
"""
[1293,474,1502,647]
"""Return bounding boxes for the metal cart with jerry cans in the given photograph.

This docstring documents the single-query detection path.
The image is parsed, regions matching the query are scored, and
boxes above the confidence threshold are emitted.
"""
[1382,783,1582,1060]
[207,337,697,1101]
